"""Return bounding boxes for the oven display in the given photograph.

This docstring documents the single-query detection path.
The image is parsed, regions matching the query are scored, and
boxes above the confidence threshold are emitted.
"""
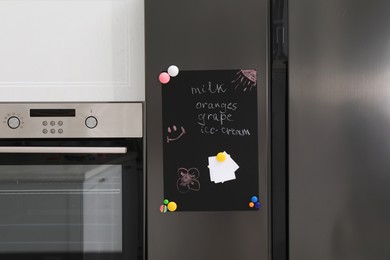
[30,109,76,117]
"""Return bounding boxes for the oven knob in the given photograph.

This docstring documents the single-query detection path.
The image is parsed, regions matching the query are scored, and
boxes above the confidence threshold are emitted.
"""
[7,116,20,129]
[85,116,98,129]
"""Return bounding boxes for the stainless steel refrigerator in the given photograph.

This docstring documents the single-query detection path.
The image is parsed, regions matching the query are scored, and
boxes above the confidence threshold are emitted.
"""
[145,0,269,260]
[290,0,390,259]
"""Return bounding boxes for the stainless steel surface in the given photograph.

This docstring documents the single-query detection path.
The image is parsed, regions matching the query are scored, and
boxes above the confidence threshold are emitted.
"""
[146,1,269,260]
[0,147,127,154]
[290,1,390,259]
[0,103,143,138]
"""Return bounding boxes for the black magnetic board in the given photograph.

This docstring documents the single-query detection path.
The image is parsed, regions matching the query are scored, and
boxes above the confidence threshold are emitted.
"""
[162,70,259,211]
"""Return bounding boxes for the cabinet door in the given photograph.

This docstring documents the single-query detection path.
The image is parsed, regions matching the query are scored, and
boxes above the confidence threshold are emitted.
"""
[0,0,144,102]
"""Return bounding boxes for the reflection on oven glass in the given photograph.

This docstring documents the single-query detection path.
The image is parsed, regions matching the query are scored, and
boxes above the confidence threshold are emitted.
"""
[0,165,122,253]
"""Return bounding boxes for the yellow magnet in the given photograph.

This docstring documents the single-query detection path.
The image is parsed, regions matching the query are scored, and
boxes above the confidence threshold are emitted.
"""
[216,152,226,162]
[167,201,177,212]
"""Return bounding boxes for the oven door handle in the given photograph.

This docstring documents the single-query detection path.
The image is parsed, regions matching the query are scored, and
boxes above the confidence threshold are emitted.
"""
[0,146,127,154]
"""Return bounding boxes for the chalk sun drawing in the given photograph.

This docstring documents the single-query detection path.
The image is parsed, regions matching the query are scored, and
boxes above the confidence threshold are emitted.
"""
[167,125,186,143]
[231,69,257,91]
[176,167,200,193]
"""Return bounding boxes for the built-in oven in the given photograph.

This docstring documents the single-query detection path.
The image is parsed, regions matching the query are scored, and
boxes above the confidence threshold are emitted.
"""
[0,103,143,260]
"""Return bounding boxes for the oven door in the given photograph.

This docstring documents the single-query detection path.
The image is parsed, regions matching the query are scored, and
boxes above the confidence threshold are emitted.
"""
[0,139,143,260]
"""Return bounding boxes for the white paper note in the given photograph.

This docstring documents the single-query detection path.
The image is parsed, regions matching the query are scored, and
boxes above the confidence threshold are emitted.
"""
[208,152,239,183]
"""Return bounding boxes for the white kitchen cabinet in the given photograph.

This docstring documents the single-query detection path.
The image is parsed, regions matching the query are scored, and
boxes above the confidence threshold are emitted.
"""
[0,0,144,101]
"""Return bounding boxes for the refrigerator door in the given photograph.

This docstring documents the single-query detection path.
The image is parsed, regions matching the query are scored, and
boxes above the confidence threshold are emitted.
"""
[290,1,390,259]
[146,0,269,260]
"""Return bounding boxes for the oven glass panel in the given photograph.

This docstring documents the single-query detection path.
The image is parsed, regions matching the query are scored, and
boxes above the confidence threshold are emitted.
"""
[0,165,122,253]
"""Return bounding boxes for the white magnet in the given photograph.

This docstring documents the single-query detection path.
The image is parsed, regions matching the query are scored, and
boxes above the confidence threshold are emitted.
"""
[167,65,179,77]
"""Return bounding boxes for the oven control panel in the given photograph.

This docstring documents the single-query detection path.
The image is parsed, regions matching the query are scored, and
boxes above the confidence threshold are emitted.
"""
[0,103,143,138]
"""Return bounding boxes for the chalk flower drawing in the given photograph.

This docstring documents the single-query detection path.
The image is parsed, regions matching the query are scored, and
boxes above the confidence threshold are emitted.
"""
[231,69,257,91]
[176,167,200,193]
[167,125,186,143]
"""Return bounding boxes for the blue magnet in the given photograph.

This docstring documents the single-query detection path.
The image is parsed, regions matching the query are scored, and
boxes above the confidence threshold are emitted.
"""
[254,202,261,209]
[251,196,258,203]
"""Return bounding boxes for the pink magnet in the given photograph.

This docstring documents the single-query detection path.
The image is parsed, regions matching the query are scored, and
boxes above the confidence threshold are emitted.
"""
[159,72,170,84]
